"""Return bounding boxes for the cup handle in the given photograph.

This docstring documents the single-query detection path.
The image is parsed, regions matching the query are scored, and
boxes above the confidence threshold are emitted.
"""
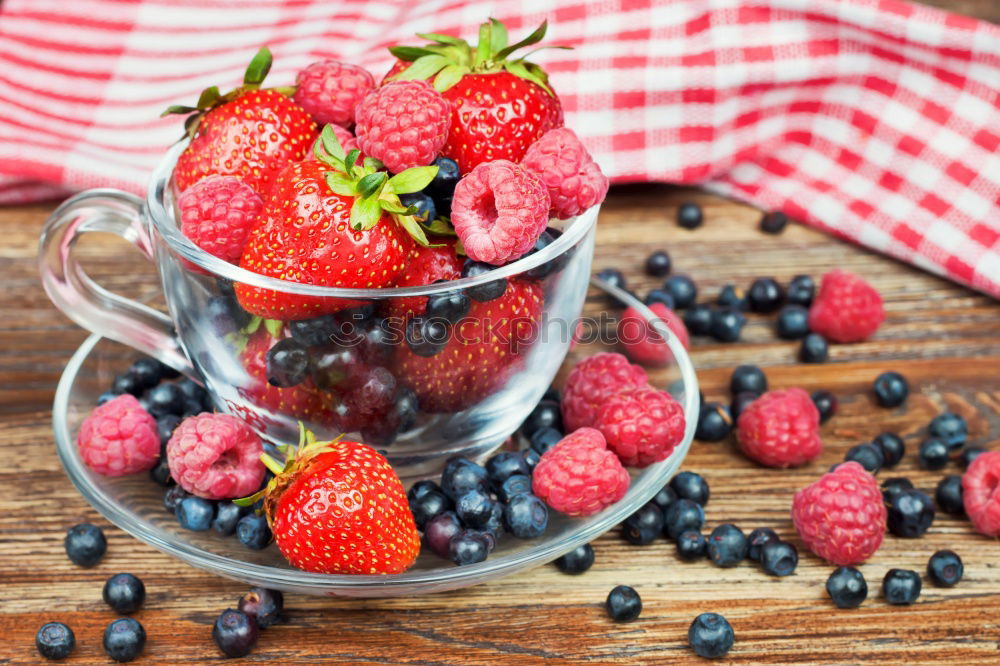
[38,188,195,376]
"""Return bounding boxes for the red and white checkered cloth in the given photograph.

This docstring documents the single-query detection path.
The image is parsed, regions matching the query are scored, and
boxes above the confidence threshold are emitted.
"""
[1,0,998,296]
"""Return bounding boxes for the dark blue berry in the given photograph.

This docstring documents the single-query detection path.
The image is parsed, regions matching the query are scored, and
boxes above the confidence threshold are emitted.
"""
[449,530,490,565]
[644,288,676,309]
[844,443,884,474]
[426,284,471,324]
[440,457,488,500]
[683,303,713,335]
[521,448,541,472]
[960,446,986,469]
[935,475,964,515]
[176,377,210,407]
[760,540,798,576]
[407,479,442,503]
[526,228,571,279]
[696,403,732,442]
[664,499,705,539]
[97,390,117,405]
[405,317,449,357]
[156,414,181,446]
[688,612,734,659]
[212,502,247,536]
[461,260,507,302]
[707,523,747,567]
[498,474,533,503]
[928,412,968,450]
[555,543,595,574]
[676,201,703,229]
[826,566,867,608]
[873,432,905,467]
[746,527,778,562]
[163,485,188,512]
[881,477,914,504]
[651,485,678,512]
[595,267,627,291]
[504,493,549,538]
[521,400,562,437]
[112,373,143,396]
[427,156,460,198]
[927,549,963,587]
[716,284,748,311]
[103,573,145,614]
[455,489,495,529]
[676,530,707,560]
[730,392,758,422]
[238,587,284,628]
[400,192,436,222]
[664,274,698,309]
[36,622,75,660]
[64,523,106,567]
[265,338,309,387]
[605,585,642,622]
[206,295,248,335]
[146,382,185,416]
[212,609,258,658]
[622,503,663,545]
[236,513,272,550]
[424,511,462,559]
[288,315,338,346]
[530,426,562,454]
[786,274,815,307]
[760,210,788,234]
[882,569,921,605]
[176,496,215,531]
[410,490,453,530]
[486,451,530,484]
[887,489,935,538]
[918,437,949,470]
[128,358,164,390]
[670,471,710,506]
[730,365,767,396]
[873,371,909,407]
[710,307,746,342]
[103,617,145,662]
[777,304,810,339]
[748,277,783,313]
[149,453,173,486]
[811,390,837,423]
[644,250,671,277]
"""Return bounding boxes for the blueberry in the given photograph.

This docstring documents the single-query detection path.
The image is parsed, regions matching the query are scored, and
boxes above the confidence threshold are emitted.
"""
[746,527,778,562]
[887,489,935,538]
[730,392,758,421]
[622,503,664,545]
[146,382,186,416]
[844,443,884,474]
[288,315,339,346]
[440,457,488,500]
[206,295,248,335]
[148,454,171,486]
[236,513,272,550]
[424,511,462,559]
[64,523,106,567]
[683,303,713,335]
[176,496,215,531]
[595,267,627,292]
[405,317,449,357]
[455,489,495,529]
[747,277,783,313]
[760,540,798,576]
[238,587,284,628]
[776,304,810,339]
[103,617,146,662]
[129,358,164,390]
[795,331,828,363]
[676,530,707,560]
[102,573,145,614]
[650,485,678,512]
[212,501,247,536]
[400,191,436,222]
[504,493,548,538]
[873,432,905,467]
[407,479,442,502]
[644,288,676,309]
[530,426,562,454]
[521,400,562,437]
[163,485,188,513]
[786,274,815,307]
[918,437,949,470]
[156,414,182,446]
[670,471,710,506]
[826,566,867,608]
[882,569,921,605]
[542,386,561,403]
[644,250,672,277]
[960,446,986,469]
[696,403,732,442]
[873,371,909,407]
[676,201,703,229]
[664,274,698,309]
[97,390,117,405]
[265,338,309,387]
[881,477,914,504]
[928,412,967,450]
[212,608,258,658]
[426,284,471,324]
[811,390,837,423]
[111,373,143,396]
[605,585,642,622]
[498,474,532,503]
[176,377,210,407]
[664,499,705,539]
[707,524,747,567]
[716,284,748,311]
[935,475,964,515]
[427,156,460,200]
[729,365,766,396]
[486,451,530,484]
[760,210,788,234]
[449,530,490,565]
[36,622,75,660]
[411,490,453,530]
[461,260,507,302]
[927,549,963,587]
[710,307,746,342]
[688,612,734,659]
[525,228,571,279]
[555,543,595,574]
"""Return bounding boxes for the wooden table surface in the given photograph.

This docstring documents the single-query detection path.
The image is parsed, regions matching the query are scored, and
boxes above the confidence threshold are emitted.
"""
[2,4,999,664]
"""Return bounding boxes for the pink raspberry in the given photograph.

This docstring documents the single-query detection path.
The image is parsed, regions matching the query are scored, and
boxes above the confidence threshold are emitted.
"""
[561,352,648,432]
[963,451,1000,536]
[77,394,159,476]
[808,269,885,343]
[532,428,630,516]
[520,127,609,219]
[792,462,886,565]
[353,80,450,174]
[617,302,690,367]
[177,175,263,263]
[451,160,551,265]
[293,60,374,127]
[737,388,822,468]
[167,413,265,500]
[594,385,686,467]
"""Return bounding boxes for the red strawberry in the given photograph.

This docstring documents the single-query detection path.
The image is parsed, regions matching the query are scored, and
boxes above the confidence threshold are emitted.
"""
[384,239,463,321]
[238,429,420,574]
[166,48,318,196]
[393,279,543,412]
[237,327,330,425]
[384,20,564,173]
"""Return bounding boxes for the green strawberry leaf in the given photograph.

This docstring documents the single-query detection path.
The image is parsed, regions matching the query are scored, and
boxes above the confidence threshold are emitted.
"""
[244,316,263,335]
[350,195,383,230]
[475,21,492,66]
[320,124,347,161]
[244,46,273,86]
[357,172,387,198]
[325,172,356,197]
[420,217,457,236]
[363,157,384,171]
[489,18,509,54]
[454,235,467,256]
[389,45,442,62]
[160,104,197,117]
[344,148,361,176]
[505,59,554,96]
[416,32,467,47]
[394,213,437,247]
[387,166,439,194]
[433,64,468,92]
[263,319,284,338]
[196,86,221,110]
[495,20,548,60]
[396,54,451,81]
[379,200,411,215]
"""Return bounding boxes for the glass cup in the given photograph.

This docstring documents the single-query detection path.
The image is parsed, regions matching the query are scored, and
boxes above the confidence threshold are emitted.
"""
[39,141,599,476]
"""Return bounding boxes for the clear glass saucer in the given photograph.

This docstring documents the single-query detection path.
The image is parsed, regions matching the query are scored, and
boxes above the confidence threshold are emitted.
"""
[52,284,698,597]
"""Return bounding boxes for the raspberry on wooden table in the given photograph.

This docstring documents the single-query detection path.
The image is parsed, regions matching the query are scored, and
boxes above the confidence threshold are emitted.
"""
[167,413,265,500]
[293,60,374,127]
[561,353,648,432]
[177,175,263,263]
[808,269,885,343]
[594,386,686,467]
[77,394,159,476]
[520,127,609,219]
[353,80,451,174]
[532,428,630,517]
[737,388,822,468]
[962,451,1000,536]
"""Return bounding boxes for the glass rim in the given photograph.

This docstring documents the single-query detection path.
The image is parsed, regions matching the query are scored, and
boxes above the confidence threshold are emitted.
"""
[146,140,601,299]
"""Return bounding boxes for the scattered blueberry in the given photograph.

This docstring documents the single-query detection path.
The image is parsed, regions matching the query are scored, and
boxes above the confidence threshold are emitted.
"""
[760,210,788,234]
[670,471,710,506]
[710,307,746,342]
[461,260,507,302]
[449,530,490,565]
[407,480,442,502]
[36,622,75,661]
[521,400,562,438]
[844,443,884,474]
[716,284,748,311]
[111,373,143,397]
[595,267,627,292]
[103,617,146,662]
[486,451,531,484]
[688,612,734,659]
[918,437,949,470]
[748,277,783,313]
[959,446,987,470]
[411,489,453,530]
[644,288,676,309]
[651,485,678,512]
[730,364,768,396]
[881,477,914,504]
[786,274,815,307]
[555,543,595,574]
[213,608,258,658]
[677,202,703,229]
[622,503,664,545]
[238,587,284,628]
[873,371,909,407]
[887,489,935,538]
[149,455,173,487]
[664,499,706,539]
[799,332,829,363]
[696,403,732,442]
[212,501,247,536]
[935,475,964,515]
[102,573,145,614]
[530,427,562,455]
[826,567,867,608]
[156,414,181,446]
[676,530,707,561]
[707,524,747,567]
[236,513,272,550]
[873,432,905,468]
[440,457,488,500]
[425,284,471,324]
[145,382,185,416]
[405,317,449,357]
[503,494,549,539]
[928,412,968,451]
[525,228,570,279]
[811,390,837,423]
[163,485,188,513]
[176,496,215,531]
[777,305,810,339]
[760,540,798,576]
[645,250,672,277]
[683,303,713,335]
[128,358,164,390]
[927,550,963,587]
[746,527,778,562]
[730,392,757,421]
[64,523,106,567]
[498,474,533,503]
[400,191,436,222]
[605,585,642,622]
[424,511,462,559]
[664,274,698,309]
[455,489,496,530]
[882,569,921,605]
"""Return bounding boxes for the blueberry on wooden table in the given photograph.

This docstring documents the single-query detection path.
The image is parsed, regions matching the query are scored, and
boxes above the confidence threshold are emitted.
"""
[103,617,146,662]
[102,573,145,614]
[213,608,258,658]
[882,569,922,605]
[554,543,595,574]
[64,523,106,567]
[826,567,867,609]
[605,585,642,622]
[36,622,75,661]
[688,612,734,658]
